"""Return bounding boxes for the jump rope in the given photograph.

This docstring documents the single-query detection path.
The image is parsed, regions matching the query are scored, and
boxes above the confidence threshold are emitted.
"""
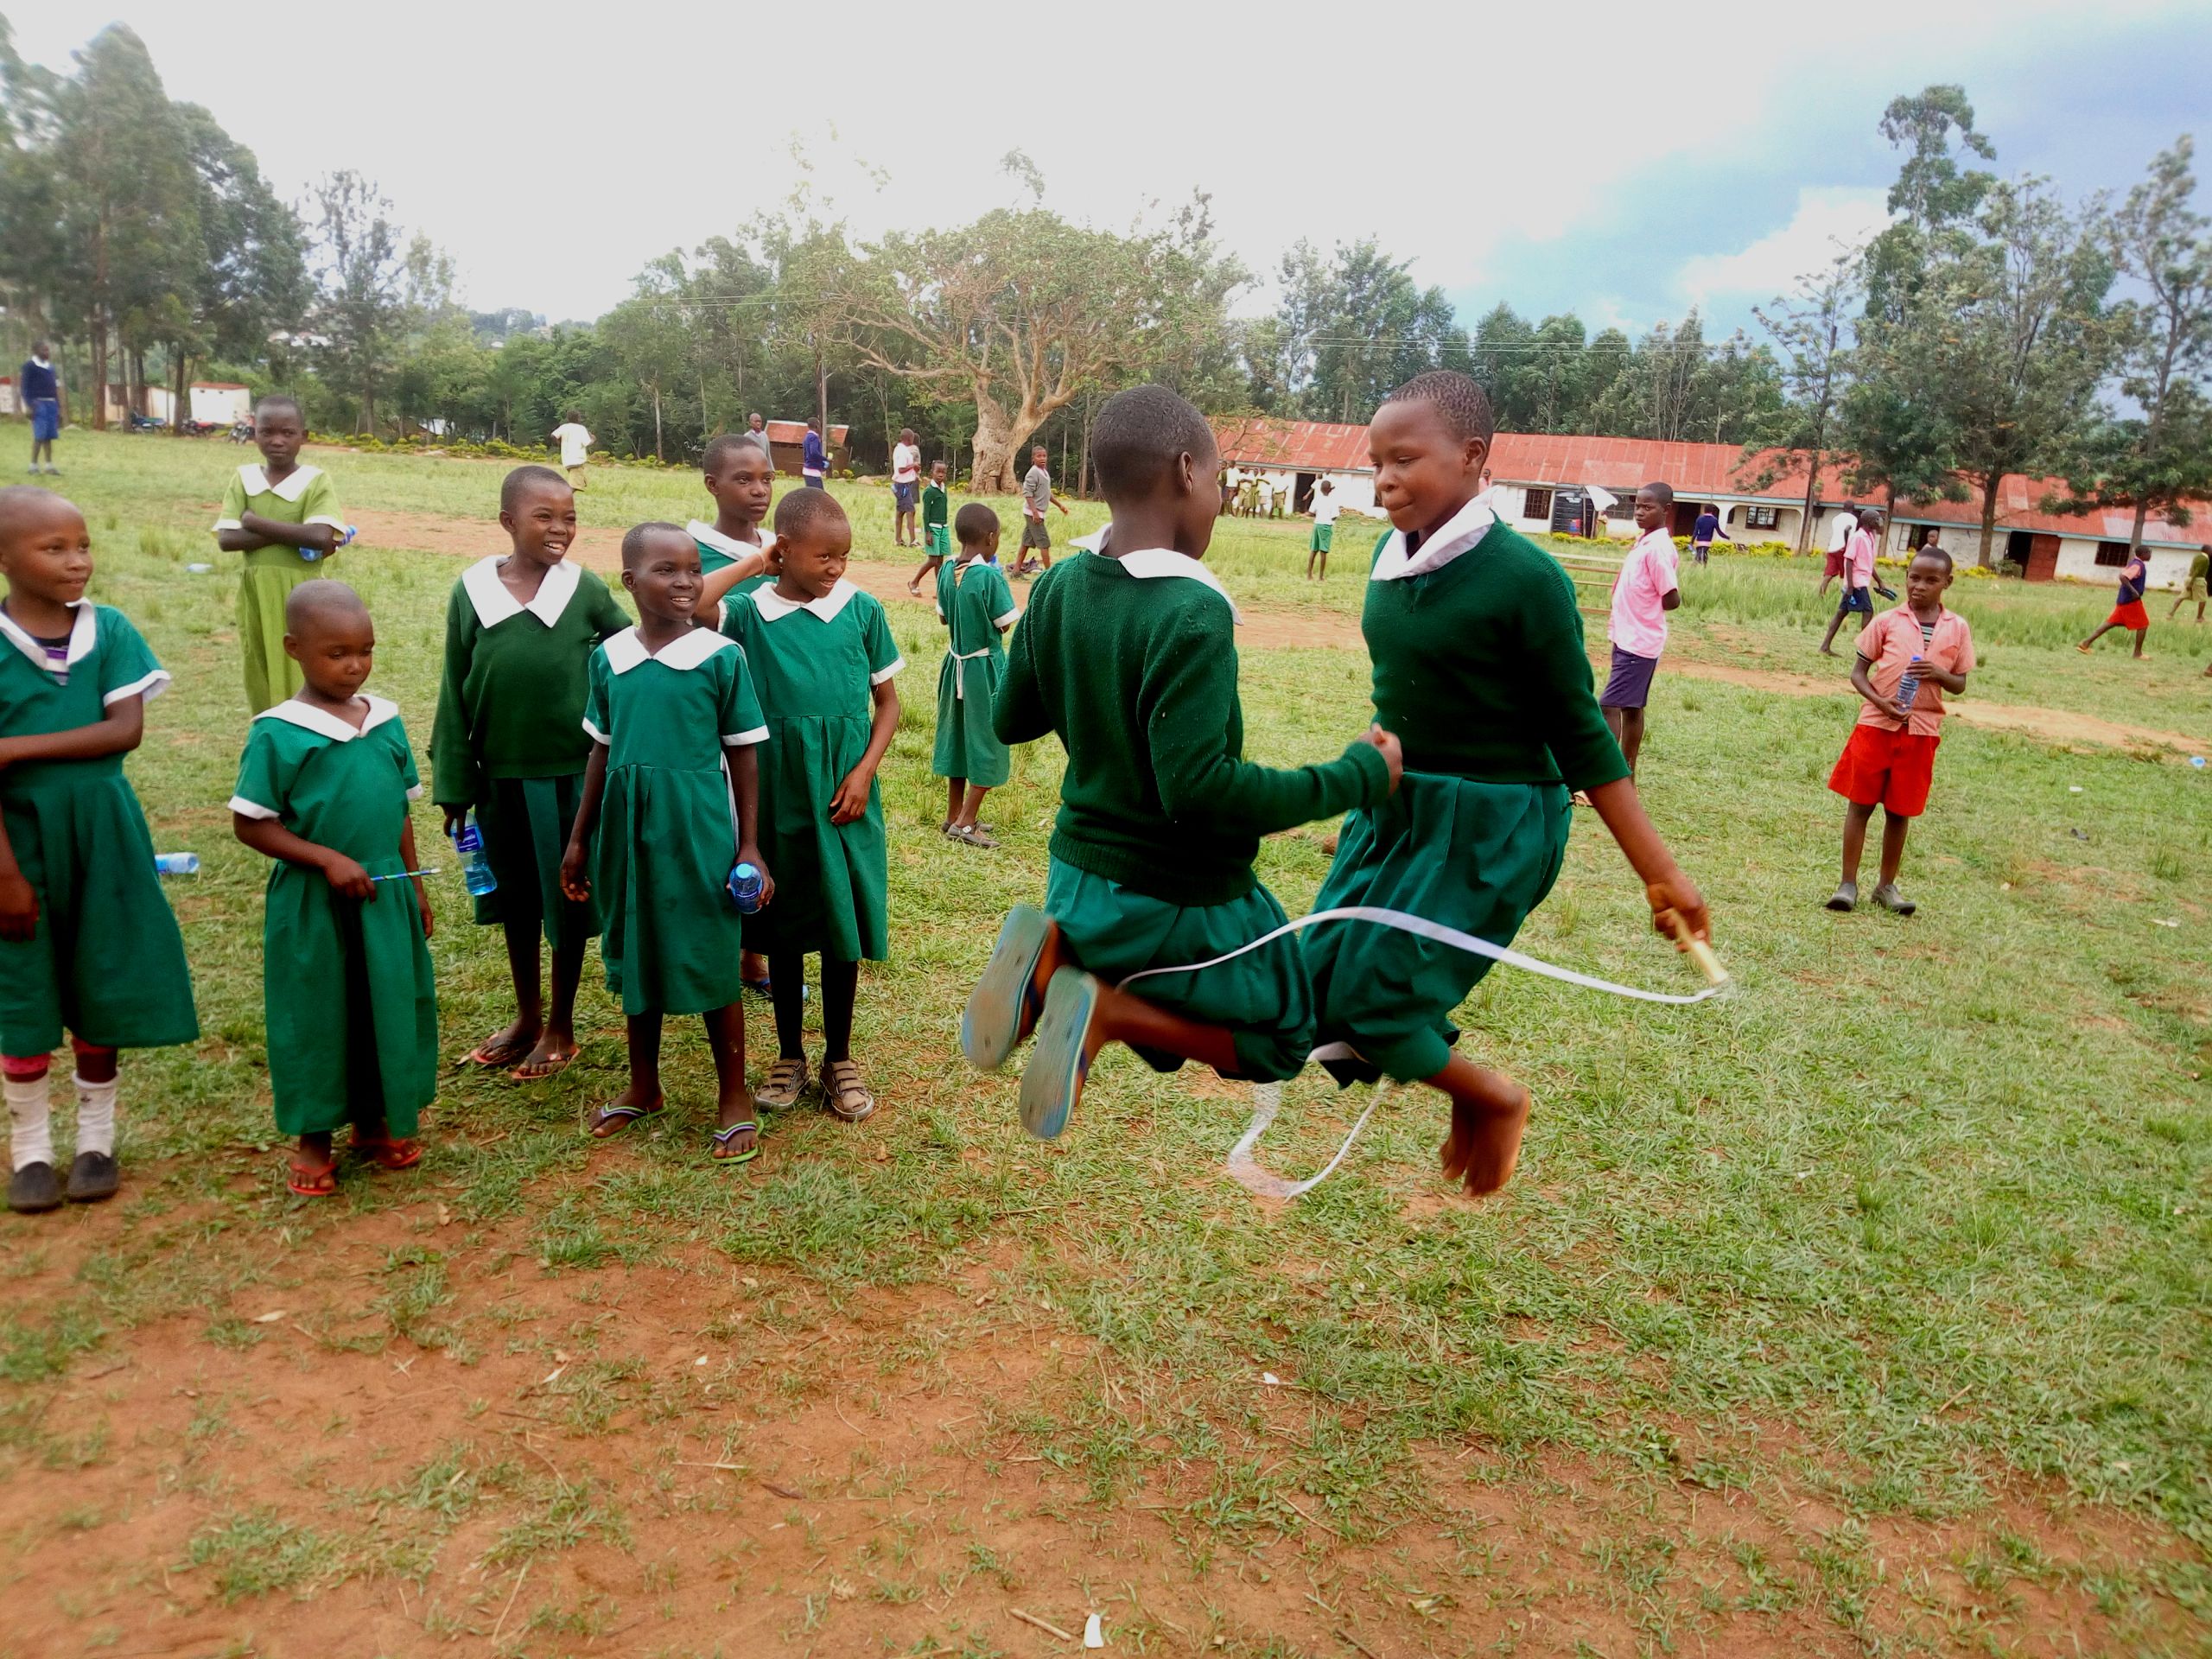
[1114,906,1732,1199]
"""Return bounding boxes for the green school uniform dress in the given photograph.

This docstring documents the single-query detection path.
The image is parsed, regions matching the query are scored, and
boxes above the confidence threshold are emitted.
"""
[231,697,438,1136]
[429,556,629,950]
[213,462,348,713]
[995,546,1391,1082]
[720,580,902,963]
[0,604,197,1058]
[582,626,767,1016]
[921,483,951,559]
[1306,502,1629,1084]
[932,556,1019,787]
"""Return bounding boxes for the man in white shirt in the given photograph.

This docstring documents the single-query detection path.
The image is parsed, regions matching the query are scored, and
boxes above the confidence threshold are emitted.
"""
[1306,477,1342,581]
[1820,503,1858,599]
[891,427,922,548]
[550,411,594,489]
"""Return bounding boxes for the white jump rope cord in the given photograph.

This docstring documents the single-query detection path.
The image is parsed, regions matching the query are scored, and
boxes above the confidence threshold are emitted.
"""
[1110,906,1726,1198]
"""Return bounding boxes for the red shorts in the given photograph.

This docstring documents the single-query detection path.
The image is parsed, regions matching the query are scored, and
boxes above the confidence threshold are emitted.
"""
[2107,600,2150,631]
[1829,724,1941,817]
[1823,550,1846,579]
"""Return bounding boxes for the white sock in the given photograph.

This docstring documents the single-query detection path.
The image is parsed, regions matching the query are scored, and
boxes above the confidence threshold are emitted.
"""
[74,1072,118,1159]
[5,1073,54,1170]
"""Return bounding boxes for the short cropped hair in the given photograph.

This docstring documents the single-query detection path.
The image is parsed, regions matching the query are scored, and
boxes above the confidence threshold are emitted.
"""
[1911,544,1954,574]
[284,578,368,632]
[1639,480,1675,509]
[955,502,1000,546]
[703,431,769,474]
[1089,385,1215,499]
[620,520,689,569]
[773,486,849,543]
[1381,370,1495,448]
[254,393,303,425]
[0,484,74,543]
[500,463,569,514]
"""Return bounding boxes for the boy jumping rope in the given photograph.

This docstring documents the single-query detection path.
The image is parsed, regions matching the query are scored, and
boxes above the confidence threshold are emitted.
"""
[961,385,1402,1140]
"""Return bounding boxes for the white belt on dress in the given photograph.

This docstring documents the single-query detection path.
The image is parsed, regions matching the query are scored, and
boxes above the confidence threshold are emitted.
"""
[945,645,991,699]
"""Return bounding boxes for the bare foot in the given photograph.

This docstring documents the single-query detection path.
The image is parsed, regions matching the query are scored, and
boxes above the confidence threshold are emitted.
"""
[1440,1084,1531,1197]
[513,1031,578,1080]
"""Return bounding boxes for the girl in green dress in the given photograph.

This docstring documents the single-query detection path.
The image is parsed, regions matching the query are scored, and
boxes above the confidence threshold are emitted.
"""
[230,582,436,1198]
[719,491,902,1125]
[560,524,773,1162]
[0,488,198,1215]
[213,396,349,714]
[932,504,1019,847]
[430,466,629,1080]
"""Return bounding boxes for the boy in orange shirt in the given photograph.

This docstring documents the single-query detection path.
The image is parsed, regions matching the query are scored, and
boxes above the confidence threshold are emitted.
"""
[1825,546,1974,916]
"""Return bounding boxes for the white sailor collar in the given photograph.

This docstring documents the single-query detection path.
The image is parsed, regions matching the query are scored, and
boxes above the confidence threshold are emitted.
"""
[687,520,776,563]
[257,694,400,742]
[1370,493,1497,582]
[750,576,861,624]
[0,598,98,674]
[238,461,322,502]
[1088,537,1240,623]
[462,555,582,628]
[601,625,734,675]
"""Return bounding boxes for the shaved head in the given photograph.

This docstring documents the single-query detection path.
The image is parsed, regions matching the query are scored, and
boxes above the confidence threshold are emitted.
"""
[773,486,849,544]
[284,578,370,636]
[500,463,569,515]
[621,520,692,569]
[0,485,81,545]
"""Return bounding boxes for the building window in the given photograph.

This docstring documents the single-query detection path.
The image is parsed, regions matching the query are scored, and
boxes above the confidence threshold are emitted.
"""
[1603,493,1636,521]
[2094,540,2130,567]
[1522,487,1553,522]
[1745,505,1780,530]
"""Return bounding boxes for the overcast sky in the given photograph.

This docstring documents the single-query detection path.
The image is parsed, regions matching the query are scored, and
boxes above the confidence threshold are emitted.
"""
[16,1,2212,342]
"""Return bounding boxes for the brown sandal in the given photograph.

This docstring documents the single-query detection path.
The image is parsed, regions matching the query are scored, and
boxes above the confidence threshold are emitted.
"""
[822,1059,874,1123]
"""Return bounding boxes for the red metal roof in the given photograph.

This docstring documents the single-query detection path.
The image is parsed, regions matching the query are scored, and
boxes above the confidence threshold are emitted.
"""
[764,420,849,444]
[191,380,250,391]
[1213,417,1372,472]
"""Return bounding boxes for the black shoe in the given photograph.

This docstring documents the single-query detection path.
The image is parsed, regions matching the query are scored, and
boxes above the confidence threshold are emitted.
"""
[67,1150,119,1203]
[8,1161,63,1214]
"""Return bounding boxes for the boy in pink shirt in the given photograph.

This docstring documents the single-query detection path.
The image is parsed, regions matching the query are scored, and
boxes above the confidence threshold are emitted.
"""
[1598,481,1681,778]
[1825,545,1974,915]
[1819,507,1885,656]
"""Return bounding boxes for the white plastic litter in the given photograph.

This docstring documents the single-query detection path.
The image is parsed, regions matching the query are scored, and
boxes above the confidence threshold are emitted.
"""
[1084,1612,1105,1648]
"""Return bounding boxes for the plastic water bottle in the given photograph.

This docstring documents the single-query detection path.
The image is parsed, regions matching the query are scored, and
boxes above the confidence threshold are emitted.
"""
[1895,654,1923,710]
[302,524,357,565]
[727,861,764,913]
[153,852,200,876]
[452,813,498,898]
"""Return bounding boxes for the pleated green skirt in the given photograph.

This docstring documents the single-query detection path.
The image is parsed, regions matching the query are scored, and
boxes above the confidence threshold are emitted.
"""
[238,563,321,713]
[594,763,748,1016]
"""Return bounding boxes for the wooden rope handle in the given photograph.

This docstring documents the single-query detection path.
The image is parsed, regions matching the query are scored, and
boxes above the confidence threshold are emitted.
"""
[1666,912,1731,988]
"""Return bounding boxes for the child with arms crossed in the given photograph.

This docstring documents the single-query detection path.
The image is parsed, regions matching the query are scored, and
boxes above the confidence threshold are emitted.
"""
[962,386,1402,1139]
[1304,373,1711,1196]
[431,467,629,1078]
[231,583,436,1198]
[933,504,1020,847]
[561,525,772,1160]
[720,492,902,1124]
[213,396,349,713]
[0,488,197,1213]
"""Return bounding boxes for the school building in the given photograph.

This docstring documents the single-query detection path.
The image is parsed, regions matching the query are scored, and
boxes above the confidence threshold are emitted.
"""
[760,419,850,479]
[0,378,253,428]
[1210,418,2209,588]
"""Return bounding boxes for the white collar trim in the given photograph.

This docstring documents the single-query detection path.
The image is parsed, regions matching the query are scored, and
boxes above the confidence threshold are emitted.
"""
[601,625,733,674]
[0,599,98,674]
[1101,544,1240,623]
[257,694,399,742]
[238,461,322,503]
[1371,495,1497,582]
[461,556,582,628]
[687,520,775,561]
[750,577,861,624]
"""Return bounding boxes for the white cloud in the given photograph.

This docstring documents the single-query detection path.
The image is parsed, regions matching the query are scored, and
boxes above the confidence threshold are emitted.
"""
[1676,188,1896,307]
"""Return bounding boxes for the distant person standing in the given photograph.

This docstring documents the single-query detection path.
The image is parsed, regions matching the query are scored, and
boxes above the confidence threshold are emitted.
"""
[1014,444,1066,577]
[2168,543,2208,624]
[1690,502,1728,565]
[1306,477,1340,580]
[1820,508,1883,656]
[550,410,594,490]
[1599,482,1681,779]
[746,412,768,451]
[20,342,63,475]
[891,427,922,548]
[802,419,828,488]
[2079,545,2153,659]
[1819,503,1856,600]
[1256,474,1274,518]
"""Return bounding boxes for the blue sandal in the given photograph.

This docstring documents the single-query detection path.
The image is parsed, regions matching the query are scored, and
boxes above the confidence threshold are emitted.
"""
[963,905,1052,1071]
[710,1121,760,1163]
[1018,968,1099,1141]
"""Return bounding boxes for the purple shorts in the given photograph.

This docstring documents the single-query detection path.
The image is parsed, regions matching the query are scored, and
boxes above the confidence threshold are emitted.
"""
[1599,645,1659,710]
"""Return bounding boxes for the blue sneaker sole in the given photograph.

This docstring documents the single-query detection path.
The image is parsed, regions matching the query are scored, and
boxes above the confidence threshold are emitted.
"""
[1018,969,1097,1141]
[961,905,1051,1071]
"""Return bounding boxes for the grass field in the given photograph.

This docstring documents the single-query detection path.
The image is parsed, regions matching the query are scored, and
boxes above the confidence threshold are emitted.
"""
[3,429,2209,1656]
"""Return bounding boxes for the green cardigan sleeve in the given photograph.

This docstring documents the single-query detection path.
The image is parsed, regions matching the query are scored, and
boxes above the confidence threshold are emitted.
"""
[429,583,481,808]
[994,608,1051,747]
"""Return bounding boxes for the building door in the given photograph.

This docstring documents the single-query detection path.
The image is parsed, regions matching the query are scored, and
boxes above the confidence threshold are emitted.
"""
[1294,472,1316,514]
[2004,530,2033,575]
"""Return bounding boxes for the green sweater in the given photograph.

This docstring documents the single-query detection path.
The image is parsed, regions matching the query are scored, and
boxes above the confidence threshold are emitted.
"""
[922,482,950,531]
[1360,523,1628,791]
[430,560,631,805]
[995,551,1392,906]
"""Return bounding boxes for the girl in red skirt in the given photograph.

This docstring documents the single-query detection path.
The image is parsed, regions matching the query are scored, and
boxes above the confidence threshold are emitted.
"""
[2079,548,2152,658]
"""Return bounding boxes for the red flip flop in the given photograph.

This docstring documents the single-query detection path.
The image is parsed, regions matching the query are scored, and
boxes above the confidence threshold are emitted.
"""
[288,1154,338,1198]
[350,1131,423,1171]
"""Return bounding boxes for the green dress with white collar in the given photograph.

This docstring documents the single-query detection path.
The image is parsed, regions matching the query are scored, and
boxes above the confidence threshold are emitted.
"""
[581,625,767,1016]
[231,697,438,1135]
[932,556,1017,788]
[720,580,902,962]
[0,603,197,1057]
[213,461,348,714]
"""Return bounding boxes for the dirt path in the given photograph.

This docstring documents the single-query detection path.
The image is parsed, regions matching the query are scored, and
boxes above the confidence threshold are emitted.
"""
[353,508,2207,758]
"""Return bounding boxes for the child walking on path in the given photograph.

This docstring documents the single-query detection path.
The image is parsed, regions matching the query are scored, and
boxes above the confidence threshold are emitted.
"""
[1307,479,1339,580]
[2080,546,2153,658]
[720,491,902,1125]
[431,467,629,1079]
[2167,543,2208,624]
[907,461,953,595]
[231,583,436,1198]
[1826,546,1974,916]
[1304,373,1710,1198]
[933,504,1020,848]
[961,386,1402,1141]
[1,488,197,1214]
[1820,508,1884,657]
[1599,482,1682,780]
[213,396,349,713]
[559,524,772,1160]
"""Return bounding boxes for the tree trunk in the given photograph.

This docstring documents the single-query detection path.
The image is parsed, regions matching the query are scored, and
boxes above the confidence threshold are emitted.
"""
[1077,391,1094,499]
[2128,499,2149,557]
[172,353,188,432]
[1796,453,1822,556]
[969,398,1021,495]
[652,385,664,462]
[814,351,829,458]
[1976,475,2001,569]
[90,316,109,433]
